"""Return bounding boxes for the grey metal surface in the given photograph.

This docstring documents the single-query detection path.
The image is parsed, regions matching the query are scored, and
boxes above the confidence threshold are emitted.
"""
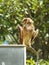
[0,45,26,65]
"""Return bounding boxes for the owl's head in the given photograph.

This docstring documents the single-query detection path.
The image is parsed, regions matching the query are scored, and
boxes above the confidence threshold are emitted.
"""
[22,18,34,26]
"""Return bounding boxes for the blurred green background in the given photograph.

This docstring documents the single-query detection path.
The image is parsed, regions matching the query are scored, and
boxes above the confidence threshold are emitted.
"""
[0,0,49,64]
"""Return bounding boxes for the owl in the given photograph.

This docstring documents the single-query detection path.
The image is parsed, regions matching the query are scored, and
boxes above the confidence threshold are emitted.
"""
[18,18,39,47]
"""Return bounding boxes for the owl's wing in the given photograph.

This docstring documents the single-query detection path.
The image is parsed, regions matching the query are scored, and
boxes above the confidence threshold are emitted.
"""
[18,25,23,44]
[32,29,39,41]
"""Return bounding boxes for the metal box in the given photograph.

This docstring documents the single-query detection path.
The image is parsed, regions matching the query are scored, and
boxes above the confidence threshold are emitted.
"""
[0,45,26,65]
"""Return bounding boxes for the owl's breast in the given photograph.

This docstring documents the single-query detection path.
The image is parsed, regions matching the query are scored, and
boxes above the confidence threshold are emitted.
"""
[23,29,32,40]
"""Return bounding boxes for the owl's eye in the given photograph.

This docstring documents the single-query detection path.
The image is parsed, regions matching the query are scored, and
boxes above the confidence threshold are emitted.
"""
[27,22,31,25]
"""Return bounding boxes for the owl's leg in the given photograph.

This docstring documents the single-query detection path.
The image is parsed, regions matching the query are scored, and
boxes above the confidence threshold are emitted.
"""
[23,39,26,46]
[23,42,25,45]
[28,41,31,47]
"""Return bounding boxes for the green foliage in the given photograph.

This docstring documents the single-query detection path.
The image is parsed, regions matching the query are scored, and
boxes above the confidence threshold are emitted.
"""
[26,58,35,65]
[26,59,49,65]
[39,59,49,65]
